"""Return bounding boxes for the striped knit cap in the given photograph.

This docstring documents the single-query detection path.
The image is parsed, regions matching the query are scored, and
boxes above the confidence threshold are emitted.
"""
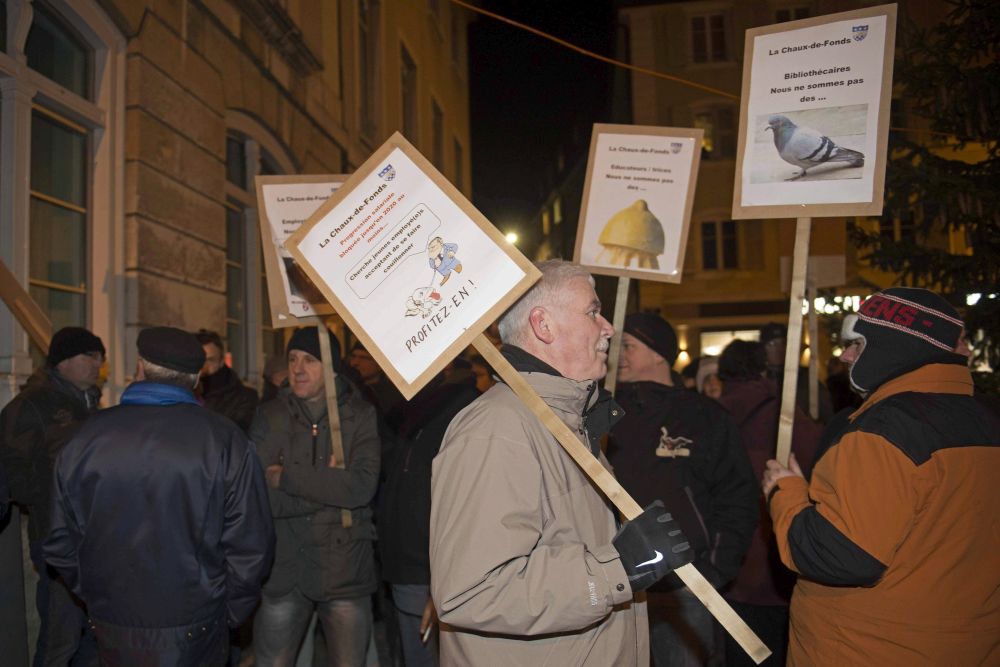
[841,287,966,394]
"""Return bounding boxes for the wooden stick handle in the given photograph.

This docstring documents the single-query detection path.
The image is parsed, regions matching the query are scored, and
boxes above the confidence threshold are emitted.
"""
[471,334,770,663]
[0,259,53,353]
[317,324,350,527]
[776,217,812,467]
[603,277,630,395]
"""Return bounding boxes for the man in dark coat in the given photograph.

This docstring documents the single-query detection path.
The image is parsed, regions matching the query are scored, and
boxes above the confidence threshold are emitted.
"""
[0,326,105,667]
[251,327,380,667]
[44,327,275,667]
[378,364,480,666]
[715,339,820,667]
[195,329,259,433]
[609,313,758,667]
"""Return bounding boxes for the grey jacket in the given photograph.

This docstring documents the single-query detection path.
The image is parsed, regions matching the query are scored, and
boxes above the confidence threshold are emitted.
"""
[430,370,649,666]
[250,377,380,600]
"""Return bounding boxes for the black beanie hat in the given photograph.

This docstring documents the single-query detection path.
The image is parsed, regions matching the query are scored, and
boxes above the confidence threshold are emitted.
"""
[624,312,679,364]
[48,327,105,367]
[287,327,343,372]
[137,327,206,374]
[842,287,966,394]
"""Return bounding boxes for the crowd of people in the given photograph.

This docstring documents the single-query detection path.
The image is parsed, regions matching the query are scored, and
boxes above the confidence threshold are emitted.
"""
[0,260,997,667]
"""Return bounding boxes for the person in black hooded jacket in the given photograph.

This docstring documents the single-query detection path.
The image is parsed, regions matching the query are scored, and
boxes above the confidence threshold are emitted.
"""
[378,361,480,666]
[195,329,259,433]
[44,326,274,667]
[608,313,757,667]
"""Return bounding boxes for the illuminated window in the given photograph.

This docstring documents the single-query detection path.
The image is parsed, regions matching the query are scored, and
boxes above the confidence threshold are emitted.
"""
[700,330,760,357]
[693,106,736,159]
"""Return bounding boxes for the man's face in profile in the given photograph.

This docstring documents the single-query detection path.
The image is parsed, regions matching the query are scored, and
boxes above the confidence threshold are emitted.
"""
[547,278,614,382]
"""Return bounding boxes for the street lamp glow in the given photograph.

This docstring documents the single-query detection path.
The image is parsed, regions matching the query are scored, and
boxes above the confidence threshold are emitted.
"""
[505,232,518,244]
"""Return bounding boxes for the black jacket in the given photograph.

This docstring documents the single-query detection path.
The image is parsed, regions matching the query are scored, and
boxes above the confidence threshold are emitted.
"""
[608,381,758,590]
[0,368,99,542]
[44,382,274,664]
[250,377,380,600]
[200,364,259,434]
[378,370,480,584]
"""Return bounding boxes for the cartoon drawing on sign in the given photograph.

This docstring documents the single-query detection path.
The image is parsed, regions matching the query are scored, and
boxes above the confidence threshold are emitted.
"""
[427,236,463,285]
[404,287,443,318]
[595,200,665,269]
[281,256,326,305]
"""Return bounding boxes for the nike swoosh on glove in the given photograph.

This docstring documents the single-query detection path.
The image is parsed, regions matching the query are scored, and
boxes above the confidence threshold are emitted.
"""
[612,501,693,593]
[766,114,864,180]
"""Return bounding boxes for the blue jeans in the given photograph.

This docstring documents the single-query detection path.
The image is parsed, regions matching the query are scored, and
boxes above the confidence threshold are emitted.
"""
[648,588,722,667]
[30,541,98,667]
[391,584,437,667]
[253,588,372,667]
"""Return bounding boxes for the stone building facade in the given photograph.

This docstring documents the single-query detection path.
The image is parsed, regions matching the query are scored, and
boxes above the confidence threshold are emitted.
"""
[0,1,472,660]
[0,0,472,406]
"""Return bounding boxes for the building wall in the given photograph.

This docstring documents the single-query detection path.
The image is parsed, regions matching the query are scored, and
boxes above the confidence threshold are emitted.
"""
[0,0,472,405]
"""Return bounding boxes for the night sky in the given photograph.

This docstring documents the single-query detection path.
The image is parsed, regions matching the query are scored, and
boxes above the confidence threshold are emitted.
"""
[468,1,617,235]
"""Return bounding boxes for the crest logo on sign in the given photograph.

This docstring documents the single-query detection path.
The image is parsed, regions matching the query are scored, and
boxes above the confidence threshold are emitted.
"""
[378,164,396,181]
[670,142,683,153]
[852,25,868,42]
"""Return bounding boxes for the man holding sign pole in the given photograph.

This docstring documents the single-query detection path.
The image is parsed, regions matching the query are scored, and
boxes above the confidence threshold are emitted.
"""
[762,288,1000,666]
[430,261,693,666]
[250,327,381,667]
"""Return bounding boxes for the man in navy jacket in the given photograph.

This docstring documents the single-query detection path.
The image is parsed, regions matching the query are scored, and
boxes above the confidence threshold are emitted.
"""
[45,327,274,667]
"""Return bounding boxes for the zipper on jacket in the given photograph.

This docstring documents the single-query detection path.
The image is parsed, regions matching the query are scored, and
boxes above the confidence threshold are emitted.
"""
[311,423,318,466]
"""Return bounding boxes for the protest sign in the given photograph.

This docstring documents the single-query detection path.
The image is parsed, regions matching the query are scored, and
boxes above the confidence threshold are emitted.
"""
[255,175,346,327]
[285,133,539,400]
[574,124,702,283]
[732,4,897,219]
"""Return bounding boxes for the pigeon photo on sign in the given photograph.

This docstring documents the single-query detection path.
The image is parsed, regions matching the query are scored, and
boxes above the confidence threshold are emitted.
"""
[750,105,867,183]
[731,4,897,219]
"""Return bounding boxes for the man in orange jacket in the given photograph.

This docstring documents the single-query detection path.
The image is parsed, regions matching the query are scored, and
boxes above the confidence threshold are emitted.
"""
[762,287,1000,666]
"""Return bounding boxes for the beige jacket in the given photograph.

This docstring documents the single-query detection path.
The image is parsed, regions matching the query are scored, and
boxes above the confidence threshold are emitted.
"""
[430,371,648,666]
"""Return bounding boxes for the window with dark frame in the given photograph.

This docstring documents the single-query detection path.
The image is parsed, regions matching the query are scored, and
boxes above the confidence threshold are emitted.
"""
[432,99,444,169]
[701,220,739,270]
[775,7,811,23]
[691,13,726,63]
[401,46,418,143]
[359,0,379,139]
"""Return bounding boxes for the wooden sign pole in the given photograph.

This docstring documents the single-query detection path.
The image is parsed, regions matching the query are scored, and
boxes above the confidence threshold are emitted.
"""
[0,258,52,353]
[603,277,630,395]
[472,333,770,664]
[318,323,350,527]
[775,217,812,466]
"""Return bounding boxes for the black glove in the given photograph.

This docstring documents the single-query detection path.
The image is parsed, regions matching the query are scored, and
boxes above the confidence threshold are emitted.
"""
[612,501,693,593]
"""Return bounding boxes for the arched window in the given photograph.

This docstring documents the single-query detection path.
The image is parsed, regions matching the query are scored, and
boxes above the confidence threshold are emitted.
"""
[0,0,126,396]
[224,111,297,384]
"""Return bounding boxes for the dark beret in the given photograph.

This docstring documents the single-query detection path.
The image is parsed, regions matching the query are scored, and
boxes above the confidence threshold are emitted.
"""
[137,327,205,374]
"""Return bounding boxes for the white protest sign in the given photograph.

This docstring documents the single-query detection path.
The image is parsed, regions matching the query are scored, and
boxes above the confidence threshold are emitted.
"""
[732,4,896,219]
[255,175,346,327]
[574,124,702,284]
[285,133,540,399]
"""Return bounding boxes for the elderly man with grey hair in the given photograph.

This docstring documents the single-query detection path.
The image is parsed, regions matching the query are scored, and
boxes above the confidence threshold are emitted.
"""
[429,260,692,666]
[45,327,274,667]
